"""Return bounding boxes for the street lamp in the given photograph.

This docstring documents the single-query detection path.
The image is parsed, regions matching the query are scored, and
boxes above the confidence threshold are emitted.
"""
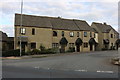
[20,0,23,56]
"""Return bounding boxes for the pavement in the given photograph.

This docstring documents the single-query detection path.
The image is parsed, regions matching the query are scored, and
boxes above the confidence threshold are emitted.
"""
[2,50,120,78]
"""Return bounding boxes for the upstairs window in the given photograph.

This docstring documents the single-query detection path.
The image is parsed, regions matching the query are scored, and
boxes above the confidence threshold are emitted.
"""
[53,31,57,37]
[70,32,74,37]
[32,28,35,35]
[90,32,92,37]
[94,33,96,38]
[62,31,64,37]
[20,28,26,35]
[111,34,113,38]
[77,32,79,37]
[84,32,87,37]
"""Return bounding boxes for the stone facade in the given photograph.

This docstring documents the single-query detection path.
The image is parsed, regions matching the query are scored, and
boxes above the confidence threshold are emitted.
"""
[14,14,119,53]
[91,22,119,50]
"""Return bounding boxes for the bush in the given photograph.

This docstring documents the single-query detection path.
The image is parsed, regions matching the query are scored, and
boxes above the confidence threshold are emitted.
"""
[24,49,40,55]
[66,47,75,52]
[2,49,24,57]
[101,48,108,51]
[40,48,58,54]
[40,44,45,51]
[31,49,40,55]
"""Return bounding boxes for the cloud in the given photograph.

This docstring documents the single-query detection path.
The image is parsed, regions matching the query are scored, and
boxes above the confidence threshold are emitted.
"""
[0,1,119,36]
[0,25,14,37]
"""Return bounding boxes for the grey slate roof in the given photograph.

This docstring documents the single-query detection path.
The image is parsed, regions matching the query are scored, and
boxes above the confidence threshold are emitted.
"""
[15,13,92,31]
[92,22,118,34]
[73,19,92,31]
[15,14,52,28]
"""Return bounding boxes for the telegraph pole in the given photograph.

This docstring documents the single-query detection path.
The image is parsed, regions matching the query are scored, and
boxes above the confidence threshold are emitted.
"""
[20,0,23,56]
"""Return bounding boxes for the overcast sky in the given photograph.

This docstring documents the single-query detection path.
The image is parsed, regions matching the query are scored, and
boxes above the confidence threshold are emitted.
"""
[0,0,119,37]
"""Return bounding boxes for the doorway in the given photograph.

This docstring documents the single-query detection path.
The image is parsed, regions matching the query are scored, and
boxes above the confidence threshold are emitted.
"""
[76,45,80,52]
[90,44,93,51]
[60,45,65,53]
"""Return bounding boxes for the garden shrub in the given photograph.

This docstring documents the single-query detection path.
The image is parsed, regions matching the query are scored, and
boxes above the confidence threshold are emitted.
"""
[66,47,75,52]
[2,49,22,57]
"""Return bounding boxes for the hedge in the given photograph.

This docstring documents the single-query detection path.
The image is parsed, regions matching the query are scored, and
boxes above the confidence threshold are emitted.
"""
[2,49,23,57]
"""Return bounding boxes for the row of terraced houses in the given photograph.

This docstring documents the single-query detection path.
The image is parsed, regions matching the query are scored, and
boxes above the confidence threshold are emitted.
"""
[14,13,120,53]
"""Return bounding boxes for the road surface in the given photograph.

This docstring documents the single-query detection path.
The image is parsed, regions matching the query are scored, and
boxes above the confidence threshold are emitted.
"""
[2,51,119,78]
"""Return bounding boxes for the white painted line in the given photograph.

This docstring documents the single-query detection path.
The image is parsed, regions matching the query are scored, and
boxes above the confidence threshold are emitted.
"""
[75,69,87,72]
[34,66,39,69]
[96,70,114,73]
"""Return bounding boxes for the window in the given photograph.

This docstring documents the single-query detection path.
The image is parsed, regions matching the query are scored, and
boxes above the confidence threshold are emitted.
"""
[31,43,36,49]
[111,34,113,38]
[114,35,115,38]
[62,31,64,37]
[84,32,87,37]
[77,32,79,37]
[32,28,35,35]
[52,43,59,48]
[90,32,92,37]
[20,28,26,35]
[84,43,88,48]
[53,31,57,37]
[70,32,74,37]
[111,43,113,46]
[94,33,96,38]
[69,43,74,47]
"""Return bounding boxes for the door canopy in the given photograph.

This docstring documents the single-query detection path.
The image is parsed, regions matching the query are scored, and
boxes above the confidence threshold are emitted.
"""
[75,38,83,46]
[89,38,97,45]
[116,39,120,45]
[59,37,68,45]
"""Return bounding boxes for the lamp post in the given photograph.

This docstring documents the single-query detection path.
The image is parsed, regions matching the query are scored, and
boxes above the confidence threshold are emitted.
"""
[20,0,23,56]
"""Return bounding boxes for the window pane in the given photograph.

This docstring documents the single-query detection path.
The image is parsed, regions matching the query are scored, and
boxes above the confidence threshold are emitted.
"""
[84,32,87,37]
[53,31,57,36]
[70,32,74,37]
[62,31,64,36]
[77,32,79,37]
[20,28,26,35]
[32,28,35,35]
[31,43,36,49]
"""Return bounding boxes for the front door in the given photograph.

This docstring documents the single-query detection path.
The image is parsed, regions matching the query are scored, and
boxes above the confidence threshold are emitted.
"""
[90,45,93,51]
[76,45,80,52]
[60,45,65,53]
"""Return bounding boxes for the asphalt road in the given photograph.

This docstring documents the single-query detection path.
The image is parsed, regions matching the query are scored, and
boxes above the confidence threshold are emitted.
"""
[2,51,120,78]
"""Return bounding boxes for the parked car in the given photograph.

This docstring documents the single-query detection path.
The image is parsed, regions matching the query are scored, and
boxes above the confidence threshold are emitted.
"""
[111,57,120,66]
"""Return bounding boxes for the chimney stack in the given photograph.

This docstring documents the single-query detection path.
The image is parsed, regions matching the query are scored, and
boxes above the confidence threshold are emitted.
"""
[103,22,107,25]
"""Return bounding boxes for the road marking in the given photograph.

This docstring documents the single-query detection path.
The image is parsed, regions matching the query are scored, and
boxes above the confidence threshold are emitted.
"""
[75,69,87,72]
[96,70,114,73]
[34,66,39,69]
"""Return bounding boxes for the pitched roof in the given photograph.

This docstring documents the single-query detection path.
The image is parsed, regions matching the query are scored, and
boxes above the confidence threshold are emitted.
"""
[15,14,52,28]
[15,13,92,31]
[73,19,92,31]
[92,22,118,34]
[0,31,8,42]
